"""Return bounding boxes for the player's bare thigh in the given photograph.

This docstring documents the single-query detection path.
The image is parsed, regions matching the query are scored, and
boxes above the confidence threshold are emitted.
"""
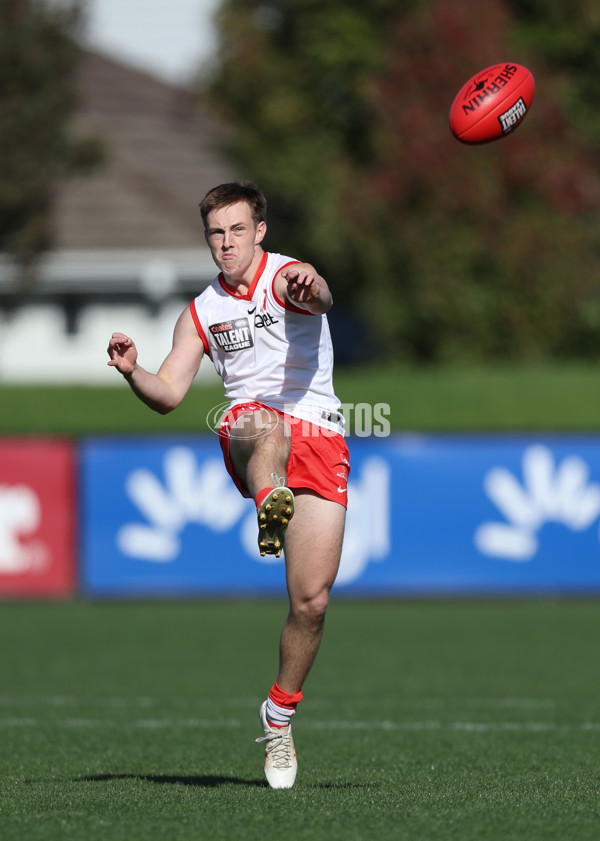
[228,408,291,493]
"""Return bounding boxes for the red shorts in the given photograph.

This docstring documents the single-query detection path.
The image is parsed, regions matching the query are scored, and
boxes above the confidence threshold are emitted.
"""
[219,402,350,507]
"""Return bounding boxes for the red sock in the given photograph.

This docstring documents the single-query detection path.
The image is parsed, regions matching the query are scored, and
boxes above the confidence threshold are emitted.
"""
[254,487,273,509]
[265,681,303,728]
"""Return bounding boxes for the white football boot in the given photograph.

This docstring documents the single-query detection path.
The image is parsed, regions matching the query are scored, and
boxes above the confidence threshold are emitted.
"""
[255,700,298,789]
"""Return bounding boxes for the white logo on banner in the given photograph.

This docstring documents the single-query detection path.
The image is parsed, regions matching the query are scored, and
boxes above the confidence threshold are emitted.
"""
[0,484,48,573]
[118,448,391,585]
[117,448,247,561]
[474,445,600,561]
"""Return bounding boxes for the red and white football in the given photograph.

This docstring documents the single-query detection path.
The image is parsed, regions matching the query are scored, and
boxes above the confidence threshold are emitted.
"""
[449,63,535,144]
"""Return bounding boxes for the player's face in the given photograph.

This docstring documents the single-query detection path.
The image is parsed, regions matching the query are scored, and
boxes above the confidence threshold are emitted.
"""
[204,201,266,279]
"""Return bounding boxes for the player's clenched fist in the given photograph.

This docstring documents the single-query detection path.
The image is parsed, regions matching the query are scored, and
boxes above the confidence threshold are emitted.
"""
[107,332,137,375]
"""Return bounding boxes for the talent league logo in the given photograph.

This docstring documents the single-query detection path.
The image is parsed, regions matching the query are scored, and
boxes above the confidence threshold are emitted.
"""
[474,445,600,561]
[209,318,253,352]
[498,97,527,134]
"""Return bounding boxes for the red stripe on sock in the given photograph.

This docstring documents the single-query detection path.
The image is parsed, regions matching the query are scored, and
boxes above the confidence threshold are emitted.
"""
[254,487,273,509]
[269,681,303,709]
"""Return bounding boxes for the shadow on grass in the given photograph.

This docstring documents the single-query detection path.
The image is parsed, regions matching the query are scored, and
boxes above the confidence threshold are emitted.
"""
[76,773,266,788]
[72,773,377,790]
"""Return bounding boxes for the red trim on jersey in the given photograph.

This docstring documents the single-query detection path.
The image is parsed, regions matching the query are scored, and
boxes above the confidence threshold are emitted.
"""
[272,261,315,314]
[189,300,210,355]
[218,250,268,301]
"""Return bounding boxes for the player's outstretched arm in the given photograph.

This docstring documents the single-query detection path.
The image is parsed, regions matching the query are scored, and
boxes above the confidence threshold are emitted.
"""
[278,264,333,315]
[107,308,204,414]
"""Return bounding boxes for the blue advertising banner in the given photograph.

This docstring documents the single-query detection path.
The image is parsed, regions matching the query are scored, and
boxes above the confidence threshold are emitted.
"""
[79,435,600,597]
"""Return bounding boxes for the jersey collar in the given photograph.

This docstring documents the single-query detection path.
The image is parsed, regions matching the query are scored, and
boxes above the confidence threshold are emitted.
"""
[218,251,268,301]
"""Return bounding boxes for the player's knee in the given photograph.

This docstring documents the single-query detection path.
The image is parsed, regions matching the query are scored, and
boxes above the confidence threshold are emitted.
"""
[291,586,330,629]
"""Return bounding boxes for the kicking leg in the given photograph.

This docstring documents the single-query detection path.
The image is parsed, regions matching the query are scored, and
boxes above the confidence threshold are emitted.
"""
[228,409,295,557]
[228,408,290,496]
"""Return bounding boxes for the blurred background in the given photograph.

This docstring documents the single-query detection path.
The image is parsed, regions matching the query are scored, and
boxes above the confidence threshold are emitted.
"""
[2,0,600,599]
[2,0,600,380]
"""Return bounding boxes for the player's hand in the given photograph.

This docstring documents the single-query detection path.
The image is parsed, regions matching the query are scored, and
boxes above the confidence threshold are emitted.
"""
[281,268,321,304]
[107,332,138,375]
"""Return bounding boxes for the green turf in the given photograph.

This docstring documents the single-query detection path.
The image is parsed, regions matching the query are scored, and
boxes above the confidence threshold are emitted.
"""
[2,362,600,435]
[1,599,600,840]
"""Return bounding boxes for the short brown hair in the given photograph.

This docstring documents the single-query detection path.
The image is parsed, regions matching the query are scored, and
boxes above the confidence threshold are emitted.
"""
[199,181,267,230]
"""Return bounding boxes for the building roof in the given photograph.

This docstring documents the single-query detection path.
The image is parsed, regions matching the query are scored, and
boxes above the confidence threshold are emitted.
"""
[0,51,239,297]
[53,50,237,250]
[0,52,237,383]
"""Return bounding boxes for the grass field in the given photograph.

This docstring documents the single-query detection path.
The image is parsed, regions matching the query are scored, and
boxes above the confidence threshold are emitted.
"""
[3,361,600,434]
[2,599,600,841]
[2,368,600,838]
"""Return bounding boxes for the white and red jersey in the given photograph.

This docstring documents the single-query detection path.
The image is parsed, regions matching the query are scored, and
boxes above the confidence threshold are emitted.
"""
[190,251,344,434]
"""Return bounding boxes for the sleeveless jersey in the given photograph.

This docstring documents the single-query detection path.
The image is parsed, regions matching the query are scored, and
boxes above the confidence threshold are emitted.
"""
[190,251,344,434]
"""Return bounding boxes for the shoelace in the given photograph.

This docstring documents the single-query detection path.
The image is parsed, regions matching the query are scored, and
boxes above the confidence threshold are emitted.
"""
[270,472,286,488]
[255,728,294,769]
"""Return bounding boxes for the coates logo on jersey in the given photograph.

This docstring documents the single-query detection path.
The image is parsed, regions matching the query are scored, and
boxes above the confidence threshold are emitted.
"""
[209,318,254,352]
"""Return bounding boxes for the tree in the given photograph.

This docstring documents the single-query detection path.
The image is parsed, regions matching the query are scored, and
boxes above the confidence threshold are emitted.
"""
[204,0,600,362]
[0,0,102,285]
[205,1,399,261]
[364,0,600,361]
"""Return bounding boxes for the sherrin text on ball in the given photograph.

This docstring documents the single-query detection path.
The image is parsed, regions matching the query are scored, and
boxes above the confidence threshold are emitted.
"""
[449,62,535,144]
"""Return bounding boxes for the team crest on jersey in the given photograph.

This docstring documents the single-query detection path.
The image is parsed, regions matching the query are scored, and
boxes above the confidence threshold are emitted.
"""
[209,317,253,352]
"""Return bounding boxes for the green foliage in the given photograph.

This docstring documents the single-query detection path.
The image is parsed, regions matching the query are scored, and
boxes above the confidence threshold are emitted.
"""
[206,0,401,268]
[204,0,600,363]
[0,0,103,283]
